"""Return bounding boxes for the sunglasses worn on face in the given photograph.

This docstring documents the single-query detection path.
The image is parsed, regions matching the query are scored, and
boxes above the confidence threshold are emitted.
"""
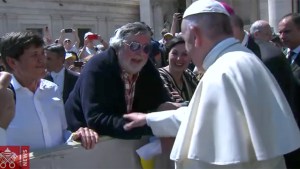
[124,41,151,54]
[64,39,71,43]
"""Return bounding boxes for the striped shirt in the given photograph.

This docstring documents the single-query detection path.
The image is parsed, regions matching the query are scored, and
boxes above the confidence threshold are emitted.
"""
[121,71,139,113]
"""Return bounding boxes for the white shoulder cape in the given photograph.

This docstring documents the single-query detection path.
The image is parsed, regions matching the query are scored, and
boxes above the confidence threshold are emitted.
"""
[167,43,300,165]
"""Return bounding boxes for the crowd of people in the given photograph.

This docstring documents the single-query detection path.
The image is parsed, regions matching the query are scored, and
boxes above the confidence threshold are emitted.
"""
[0,0,300,168]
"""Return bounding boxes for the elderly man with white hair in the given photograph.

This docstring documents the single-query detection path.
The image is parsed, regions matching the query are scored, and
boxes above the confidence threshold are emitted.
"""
[65,22,179,139]
[123,0,300,168]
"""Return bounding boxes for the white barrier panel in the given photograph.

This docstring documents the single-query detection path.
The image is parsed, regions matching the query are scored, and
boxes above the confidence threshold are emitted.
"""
[30,137,173,169]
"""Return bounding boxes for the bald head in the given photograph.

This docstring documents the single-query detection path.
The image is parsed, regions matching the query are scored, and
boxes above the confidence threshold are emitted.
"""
[250,20,273,42]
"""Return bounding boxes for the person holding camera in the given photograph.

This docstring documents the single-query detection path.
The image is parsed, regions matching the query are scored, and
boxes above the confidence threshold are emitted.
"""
[78,32,108,61]
[170,12,183,37]
[58,28,80,54]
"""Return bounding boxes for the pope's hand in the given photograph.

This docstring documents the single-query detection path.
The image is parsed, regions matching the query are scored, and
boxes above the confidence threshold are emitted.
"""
[72,127,99,150]
[123,112,147,131]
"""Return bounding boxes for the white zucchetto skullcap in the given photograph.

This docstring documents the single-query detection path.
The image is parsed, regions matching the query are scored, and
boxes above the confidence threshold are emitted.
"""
[183,0,230,19]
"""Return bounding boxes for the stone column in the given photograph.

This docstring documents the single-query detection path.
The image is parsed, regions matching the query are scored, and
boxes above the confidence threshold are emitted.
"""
[6,14,19,32]
[152,0,164,40]
[62,15,73,30]
[259,0,269,21]
[139,0,153,29]
[50,14,64,41]
[250,0,259,24]
[0,13,6,35]
[97,16,108,41]
[268,0,292,33]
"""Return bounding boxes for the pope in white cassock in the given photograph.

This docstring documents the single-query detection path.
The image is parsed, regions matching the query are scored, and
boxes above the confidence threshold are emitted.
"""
[123,0,300,168]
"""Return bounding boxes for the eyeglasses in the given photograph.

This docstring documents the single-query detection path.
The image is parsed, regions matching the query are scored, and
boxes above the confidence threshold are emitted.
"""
[123,41,151,54]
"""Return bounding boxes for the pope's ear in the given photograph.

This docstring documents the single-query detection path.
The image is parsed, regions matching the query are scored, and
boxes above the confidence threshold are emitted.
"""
[190,26,202,47]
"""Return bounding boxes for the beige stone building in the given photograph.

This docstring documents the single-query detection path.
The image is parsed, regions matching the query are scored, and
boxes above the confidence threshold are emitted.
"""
[0,0,140,46]
[0,0,298,44]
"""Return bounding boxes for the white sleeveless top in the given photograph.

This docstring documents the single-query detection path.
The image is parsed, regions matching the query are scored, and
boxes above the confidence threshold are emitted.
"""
[0,127,6,145]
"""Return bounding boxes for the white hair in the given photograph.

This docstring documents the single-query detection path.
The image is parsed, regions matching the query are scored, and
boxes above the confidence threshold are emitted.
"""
[249,20,269,35]
[109,22,151,50]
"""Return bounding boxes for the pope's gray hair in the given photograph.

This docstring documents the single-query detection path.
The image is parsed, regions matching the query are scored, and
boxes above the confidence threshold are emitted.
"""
[184,13,232,39]
[109,22,151,50]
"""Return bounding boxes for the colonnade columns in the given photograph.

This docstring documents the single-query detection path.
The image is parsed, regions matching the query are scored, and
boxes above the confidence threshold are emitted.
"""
[6,14,18,32]
[268,0,292,32]
[152,1,164,39]
[139,0,165,40]
[0,14,7,35]
[139,0,153,31]
[50,15,64,41]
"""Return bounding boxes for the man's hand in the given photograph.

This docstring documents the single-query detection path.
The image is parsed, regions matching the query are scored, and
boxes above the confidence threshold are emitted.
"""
[173,13,183,21]
[123,112,147,131]
[72,127,99,150]
[0,72,15,129]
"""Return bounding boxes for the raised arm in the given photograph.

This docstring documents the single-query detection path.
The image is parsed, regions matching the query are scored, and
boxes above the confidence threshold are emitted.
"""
[58,29,65,45]
[72,29,80,49]
[97,34,109,50]
[0,72,15,129]
[170,13,182,36]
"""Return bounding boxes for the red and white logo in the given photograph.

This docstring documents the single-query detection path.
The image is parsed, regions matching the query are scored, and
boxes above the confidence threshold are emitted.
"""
[0,146,29,169]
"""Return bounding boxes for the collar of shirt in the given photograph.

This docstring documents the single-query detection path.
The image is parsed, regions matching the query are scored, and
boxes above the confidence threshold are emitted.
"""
[11,75,55,91]
[241,31,249,46]
[121,71,139,113]
[288,45,300,56]
[203,37,240,70]
[85,47,96,55]
[51,67,65,78]
[121,71,139,84]
[8,75,66,150]
[287,46,300,64]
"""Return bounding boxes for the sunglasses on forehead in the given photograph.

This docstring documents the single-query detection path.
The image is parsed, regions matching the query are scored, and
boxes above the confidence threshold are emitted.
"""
[123,41,151,54]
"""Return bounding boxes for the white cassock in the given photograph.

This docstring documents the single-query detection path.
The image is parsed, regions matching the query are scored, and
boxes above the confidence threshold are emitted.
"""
[146,38,300,169]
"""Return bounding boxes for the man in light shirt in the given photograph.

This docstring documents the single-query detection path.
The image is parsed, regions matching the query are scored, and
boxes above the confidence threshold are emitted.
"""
[58,28,80,54]
[123,0,300,168]
[0,31,98,151]
[44,44,79,103]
